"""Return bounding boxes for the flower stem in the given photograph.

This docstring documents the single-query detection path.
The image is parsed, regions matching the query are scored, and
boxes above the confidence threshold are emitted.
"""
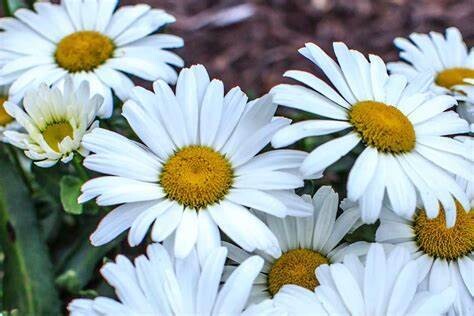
[72,155,88,181]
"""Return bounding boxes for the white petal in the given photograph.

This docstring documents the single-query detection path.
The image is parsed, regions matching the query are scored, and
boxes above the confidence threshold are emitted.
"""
[196,247,227,315]
[347,147,379,201]
[196,210,221,266]
[234,171,303,190]
[358,154,387,223]
[300,43,356,104]
[330,263,365,316]
[271,84,348,120]
[300,132,360,178]
[408,95,457,124]
[230,117,290,167]
[283,70,351,108]
[386,261,419,315]
[199,79,224,146]
[90,202,154,246]
[128,200,173,246]
[271,120,351,148]
[151,202,184,242]
[213,256,264,315]
[174,208,198,258]
[364,244,386,316]
[226,189,288,217]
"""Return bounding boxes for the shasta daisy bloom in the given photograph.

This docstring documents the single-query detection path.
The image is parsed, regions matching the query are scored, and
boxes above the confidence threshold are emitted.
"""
[68,244,273,315]
[388,27,474,124]
[0,84,20,141]
[271,42,471,226]
[376,200,474,314]
[387,28,473,96]
[224,186,368,304]
[270,243,457,315]
[3,79,101,167]
[79,65,312,261]
[0,0,183,118]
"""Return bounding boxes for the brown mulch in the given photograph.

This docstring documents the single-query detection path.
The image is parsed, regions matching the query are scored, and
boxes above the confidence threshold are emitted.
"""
[122,0,474,96]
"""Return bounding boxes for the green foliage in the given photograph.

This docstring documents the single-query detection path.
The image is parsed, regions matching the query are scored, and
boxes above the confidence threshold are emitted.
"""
[1,0,30,16]
[0,148,61,315]
[60,176,83,215]
[54,216,119,294]
[345,222,379,243]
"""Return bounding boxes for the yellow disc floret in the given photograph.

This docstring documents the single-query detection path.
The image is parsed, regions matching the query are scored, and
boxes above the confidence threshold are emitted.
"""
[435,67,474,90]
[349,101,416,153]
[55,31,114,72]
[267,249,329,296]
[42,121,74,152]
[0,96,14,126]
[160,146,233,209]
[414,203,474,260]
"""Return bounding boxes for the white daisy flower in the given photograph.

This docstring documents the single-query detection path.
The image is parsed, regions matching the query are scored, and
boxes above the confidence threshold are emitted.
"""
[224,186,368,305]
[270,243,457,315]
[387,27,473,106]
[68,244,274,315]
[271,42,472,227]
[0,84,20,141]
[376,200,474,314]
[4,78,102,167]
[79,65,312,261]
[0,0,184,118]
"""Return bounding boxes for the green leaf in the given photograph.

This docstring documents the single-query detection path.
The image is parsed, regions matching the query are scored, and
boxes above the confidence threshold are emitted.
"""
[345,222,379,243]
[2,0,28,16]
[0,147,60,315]
[60,175,83,215]
[55,216,118,294]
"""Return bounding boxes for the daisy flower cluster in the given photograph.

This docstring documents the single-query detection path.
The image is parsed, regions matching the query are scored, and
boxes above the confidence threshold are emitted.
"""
[0,1,472,315]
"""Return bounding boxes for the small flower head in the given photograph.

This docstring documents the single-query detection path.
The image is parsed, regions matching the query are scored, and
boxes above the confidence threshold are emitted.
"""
[4,78,102,167]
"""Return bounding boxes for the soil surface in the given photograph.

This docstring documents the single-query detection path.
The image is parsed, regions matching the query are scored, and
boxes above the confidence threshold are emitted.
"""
[124,0,474,96]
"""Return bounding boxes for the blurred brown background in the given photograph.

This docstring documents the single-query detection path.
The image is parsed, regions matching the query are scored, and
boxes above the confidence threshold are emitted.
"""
[123,0,474,97]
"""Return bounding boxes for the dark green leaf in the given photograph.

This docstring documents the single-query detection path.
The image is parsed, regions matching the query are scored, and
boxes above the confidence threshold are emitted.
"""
[0,147,60,315]
[60,175,83,215]
[2,0,28,16]
[345,222,379,243]
[55,215,119,294]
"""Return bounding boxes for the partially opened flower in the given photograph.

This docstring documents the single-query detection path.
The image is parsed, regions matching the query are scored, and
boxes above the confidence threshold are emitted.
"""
[388,27,474,123]
[271,42,471,226]
[376,199,474,314]
[0,84,20,141]
[0,0,183,118]
[79,65,312,261]
[4,78,101,167]
[224,186,367,304]
[68,244,272,315]
[271,243,457,315]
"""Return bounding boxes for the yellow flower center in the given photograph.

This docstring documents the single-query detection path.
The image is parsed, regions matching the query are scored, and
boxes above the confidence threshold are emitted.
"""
[160,146,233,209]
[55,31,114,72]
[414,203,474,260]
[267,249,329,296]
[42,121,74,152]
[435,67,474,90]
[0,97,14,126]
[349,101,416,153]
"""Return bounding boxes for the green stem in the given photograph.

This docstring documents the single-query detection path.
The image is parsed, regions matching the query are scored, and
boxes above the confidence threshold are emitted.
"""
[72,155,88,181]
